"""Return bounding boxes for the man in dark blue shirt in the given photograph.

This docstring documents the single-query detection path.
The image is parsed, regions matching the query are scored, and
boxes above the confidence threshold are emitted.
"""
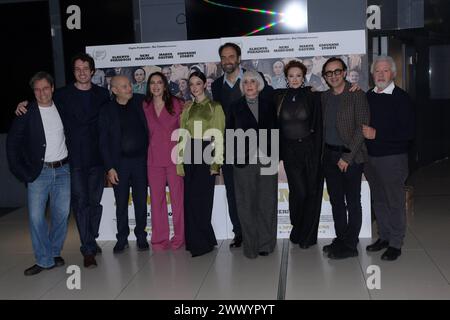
[363,55,415,261]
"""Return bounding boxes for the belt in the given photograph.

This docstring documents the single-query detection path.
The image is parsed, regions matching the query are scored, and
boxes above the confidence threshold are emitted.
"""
[44,157,69,168]
[325,143,351,153]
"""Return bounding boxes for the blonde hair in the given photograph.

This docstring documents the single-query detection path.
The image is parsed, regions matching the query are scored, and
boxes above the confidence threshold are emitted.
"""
[240,70,265,94]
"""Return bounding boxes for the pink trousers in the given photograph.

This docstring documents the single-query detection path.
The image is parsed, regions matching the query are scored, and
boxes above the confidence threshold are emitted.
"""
[148,165,184,250]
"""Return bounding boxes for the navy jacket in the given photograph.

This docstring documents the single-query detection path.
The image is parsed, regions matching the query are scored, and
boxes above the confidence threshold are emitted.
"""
[6,101,68,183]
[98,94,148,172]
[54,83,110,168]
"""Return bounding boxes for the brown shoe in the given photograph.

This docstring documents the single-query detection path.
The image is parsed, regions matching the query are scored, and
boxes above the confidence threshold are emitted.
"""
[83,255,97,268]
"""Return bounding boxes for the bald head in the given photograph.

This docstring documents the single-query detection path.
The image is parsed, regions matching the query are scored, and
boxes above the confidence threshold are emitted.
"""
[111,75,130,88]
[111,75,133,104]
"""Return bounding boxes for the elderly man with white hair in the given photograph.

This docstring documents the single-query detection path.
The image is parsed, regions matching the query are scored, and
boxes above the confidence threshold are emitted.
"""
[226,70,278,259]
[362,55,415,261]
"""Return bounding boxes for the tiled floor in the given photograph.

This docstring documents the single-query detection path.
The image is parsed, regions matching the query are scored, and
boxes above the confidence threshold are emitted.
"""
[1,160,450,300]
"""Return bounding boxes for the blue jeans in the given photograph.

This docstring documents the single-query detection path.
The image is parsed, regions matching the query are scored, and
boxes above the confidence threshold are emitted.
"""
[71,166,105,256]
[27,163,71,268]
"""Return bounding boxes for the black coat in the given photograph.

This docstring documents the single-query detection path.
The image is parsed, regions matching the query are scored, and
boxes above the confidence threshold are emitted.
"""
[55,83,110,168]
[6,101,68,182]
[226,89,277,167]
[98,94,148,172]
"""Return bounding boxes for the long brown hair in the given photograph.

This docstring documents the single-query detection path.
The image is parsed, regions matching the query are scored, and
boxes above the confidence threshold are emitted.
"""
[145,71,178,115]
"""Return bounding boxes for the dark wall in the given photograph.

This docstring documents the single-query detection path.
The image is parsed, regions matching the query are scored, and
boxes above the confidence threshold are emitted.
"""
[185,0,366,39]
[308,0,366,32]
[59,0,135,83]
[1,0,54,133]
[408,2,450,167]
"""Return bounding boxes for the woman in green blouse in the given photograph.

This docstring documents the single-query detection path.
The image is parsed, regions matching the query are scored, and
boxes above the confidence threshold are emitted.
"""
[177,71,225,257]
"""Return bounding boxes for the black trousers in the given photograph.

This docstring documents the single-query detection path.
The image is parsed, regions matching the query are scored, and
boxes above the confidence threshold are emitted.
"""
[184,140,217,256]
[71,165,105,256]
[282,137,322,247]
[222,164,241,237]
[323,148,363,250]
[112,156,148,244]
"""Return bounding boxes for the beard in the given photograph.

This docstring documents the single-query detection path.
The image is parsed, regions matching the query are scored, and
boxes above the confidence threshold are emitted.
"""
[222,62,238,74]
[375,79,391,91]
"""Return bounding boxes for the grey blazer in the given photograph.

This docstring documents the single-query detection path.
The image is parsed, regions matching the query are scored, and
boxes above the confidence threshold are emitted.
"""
[321,82,370,164]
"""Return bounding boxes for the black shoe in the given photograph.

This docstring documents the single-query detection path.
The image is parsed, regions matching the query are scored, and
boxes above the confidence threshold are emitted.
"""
[229,236,242,248]
[24,264,54,276]
[366,239,389,252]
[289,234,299,244]
[137,240,149,252]
[323,238,341,253]
[191,247,214,257]
[381,247,401,261]
[83,255,97,268]
[95,242,102,254]
[54,256,65,267]
[113,241,129,254]
[258,251,269,256]
[328,246,358,260]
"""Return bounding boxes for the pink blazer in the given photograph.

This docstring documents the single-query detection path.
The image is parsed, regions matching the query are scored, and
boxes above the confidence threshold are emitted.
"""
[143,97,183,167]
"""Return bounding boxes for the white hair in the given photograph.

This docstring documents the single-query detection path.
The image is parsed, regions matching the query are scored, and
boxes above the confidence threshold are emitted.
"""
[371,55,397,76]
[240,70,265,94]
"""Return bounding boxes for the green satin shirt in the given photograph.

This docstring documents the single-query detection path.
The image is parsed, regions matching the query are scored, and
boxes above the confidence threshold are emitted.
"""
[177,97,225,176]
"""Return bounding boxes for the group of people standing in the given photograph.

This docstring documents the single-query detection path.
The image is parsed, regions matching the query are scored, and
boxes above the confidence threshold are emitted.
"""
[6,42,414,276]
[210,43,414,261]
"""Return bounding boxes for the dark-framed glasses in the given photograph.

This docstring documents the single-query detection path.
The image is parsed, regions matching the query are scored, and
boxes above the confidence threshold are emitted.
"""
[324,69,343,77]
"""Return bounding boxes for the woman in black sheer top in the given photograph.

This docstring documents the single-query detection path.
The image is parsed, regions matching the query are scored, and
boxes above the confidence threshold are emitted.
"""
[274,60,323,249]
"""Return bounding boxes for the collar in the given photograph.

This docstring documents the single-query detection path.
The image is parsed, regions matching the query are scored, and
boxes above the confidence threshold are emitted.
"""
[38,101,56,109]
[373,81,395,94]
[223,67,243,87]
[193,96,211,106]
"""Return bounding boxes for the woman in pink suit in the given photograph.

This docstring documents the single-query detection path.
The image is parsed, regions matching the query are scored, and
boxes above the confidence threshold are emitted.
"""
[143,71,185,250]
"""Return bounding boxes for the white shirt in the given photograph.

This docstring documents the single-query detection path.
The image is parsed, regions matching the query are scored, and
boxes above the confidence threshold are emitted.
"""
[38,102,68,162]
[223,67,244,88]
[373,81,395,94]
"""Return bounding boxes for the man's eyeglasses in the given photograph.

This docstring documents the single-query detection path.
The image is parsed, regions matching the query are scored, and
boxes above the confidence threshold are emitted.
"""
[324,69,344,77]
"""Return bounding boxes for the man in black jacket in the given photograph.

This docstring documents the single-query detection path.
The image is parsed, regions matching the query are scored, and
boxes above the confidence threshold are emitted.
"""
[321,57,370,259]
[7,72,70,276]
[99,76,149,253]
[16,53,111,268]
